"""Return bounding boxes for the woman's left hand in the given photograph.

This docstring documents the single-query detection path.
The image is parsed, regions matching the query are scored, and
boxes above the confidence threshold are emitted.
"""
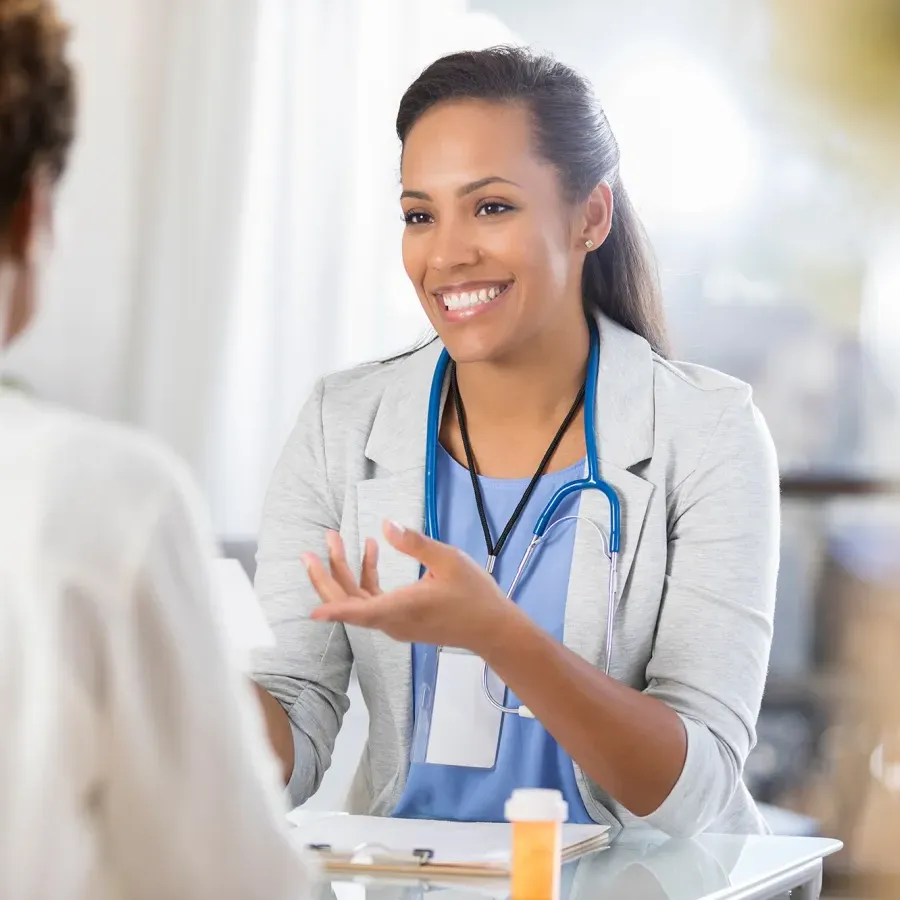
[304,520,517,653]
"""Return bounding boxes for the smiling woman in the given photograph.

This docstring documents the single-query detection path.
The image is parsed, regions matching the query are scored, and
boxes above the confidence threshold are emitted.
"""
[251,46,780,840]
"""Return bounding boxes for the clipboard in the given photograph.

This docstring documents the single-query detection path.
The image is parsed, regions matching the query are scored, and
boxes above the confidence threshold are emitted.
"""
[292,815,611,882]
[303,842,507,881]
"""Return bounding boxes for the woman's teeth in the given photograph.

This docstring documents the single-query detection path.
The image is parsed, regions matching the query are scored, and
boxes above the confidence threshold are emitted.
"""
[441,284,508,311]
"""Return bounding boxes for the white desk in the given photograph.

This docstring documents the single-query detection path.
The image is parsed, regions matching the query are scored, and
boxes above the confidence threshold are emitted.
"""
[310,830,841,900]
[560,833,841,900]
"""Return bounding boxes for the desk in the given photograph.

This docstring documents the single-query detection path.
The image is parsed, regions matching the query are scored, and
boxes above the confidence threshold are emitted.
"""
[307,830,841,900]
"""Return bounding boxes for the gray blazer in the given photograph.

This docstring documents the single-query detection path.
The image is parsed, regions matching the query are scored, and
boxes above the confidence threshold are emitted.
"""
[251,314,780,839]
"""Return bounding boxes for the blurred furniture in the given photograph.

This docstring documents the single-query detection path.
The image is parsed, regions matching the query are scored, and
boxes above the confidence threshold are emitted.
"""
[750,475,900,893]
[758,804,820,838]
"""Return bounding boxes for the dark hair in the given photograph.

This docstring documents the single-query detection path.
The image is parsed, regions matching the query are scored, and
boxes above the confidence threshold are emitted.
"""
[396,45,670,357]
[0,0,75,228]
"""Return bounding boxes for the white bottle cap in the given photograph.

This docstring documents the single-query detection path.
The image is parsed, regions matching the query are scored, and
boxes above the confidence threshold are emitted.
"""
[504,788,569,823]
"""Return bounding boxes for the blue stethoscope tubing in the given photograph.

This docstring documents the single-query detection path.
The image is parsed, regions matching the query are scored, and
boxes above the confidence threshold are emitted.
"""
[423,321,622,717]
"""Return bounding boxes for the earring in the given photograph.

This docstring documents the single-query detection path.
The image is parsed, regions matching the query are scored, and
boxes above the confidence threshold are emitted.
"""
[584,239,595,249]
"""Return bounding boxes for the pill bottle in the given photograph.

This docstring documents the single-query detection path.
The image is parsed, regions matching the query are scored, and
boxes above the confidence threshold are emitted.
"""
[505,788,568,900]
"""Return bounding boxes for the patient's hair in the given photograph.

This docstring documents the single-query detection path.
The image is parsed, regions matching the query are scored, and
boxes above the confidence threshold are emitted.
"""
[0,0,75,228]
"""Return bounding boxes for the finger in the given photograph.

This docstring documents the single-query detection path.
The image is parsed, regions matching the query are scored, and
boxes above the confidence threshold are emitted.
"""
[360,537,381,595]
[382,520,462,573]
[325,530,362,595]
[302,553,350,606]
[309,583,427,627]
[310,597,379,627]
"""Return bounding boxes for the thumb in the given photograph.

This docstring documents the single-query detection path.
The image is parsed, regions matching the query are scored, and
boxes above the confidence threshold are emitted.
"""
[382,520,459,572]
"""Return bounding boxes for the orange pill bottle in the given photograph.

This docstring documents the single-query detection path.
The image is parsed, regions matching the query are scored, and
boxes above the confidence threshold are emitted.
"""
[505,788,569,900]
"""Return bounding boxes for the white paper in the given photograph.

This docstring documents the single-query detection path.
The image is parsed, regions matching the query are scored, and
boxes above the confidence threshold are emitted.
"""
[290,814,609,867]
[209,558,274,667]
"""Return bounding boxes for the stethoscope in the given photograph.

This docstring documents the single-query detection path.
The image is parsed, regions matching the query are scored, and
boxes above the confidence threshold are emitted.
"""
[424,321,621,718]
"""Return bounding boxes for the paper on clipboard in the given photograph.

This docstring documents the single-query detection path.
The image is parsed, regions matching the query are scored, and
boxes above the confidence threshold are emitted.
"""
[209,558,274,667]
[291,814,610,879]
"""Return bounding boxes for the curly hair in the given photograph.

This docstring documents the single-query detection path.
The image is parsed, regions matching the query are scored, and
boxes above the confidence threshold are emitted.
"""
[0,0,75,228]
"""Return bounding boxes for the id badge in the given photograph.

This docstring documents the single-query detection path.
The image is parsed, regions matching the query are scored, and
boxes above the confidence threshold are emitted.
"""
[414,647,505,769]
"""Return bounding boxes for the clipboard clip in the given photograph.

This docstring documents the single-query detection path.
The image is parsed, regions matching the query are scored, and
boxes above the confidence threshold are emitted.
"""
[306,842,435,867]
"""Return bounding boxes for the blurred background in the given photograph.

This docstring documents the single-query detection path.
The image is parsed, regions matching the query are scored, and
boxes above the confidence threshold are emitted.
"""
[3,0,899,894]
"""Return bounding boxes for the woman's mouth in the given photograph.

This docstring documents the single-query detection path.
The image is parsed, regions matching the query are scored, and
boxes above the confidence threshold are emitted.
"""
[436,282,512,313]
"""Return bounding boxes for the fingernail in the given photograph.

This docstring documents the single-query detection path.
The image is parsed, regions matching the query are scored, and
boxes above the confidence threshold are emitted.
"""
[301,553,314,571]
[385,519,405,537]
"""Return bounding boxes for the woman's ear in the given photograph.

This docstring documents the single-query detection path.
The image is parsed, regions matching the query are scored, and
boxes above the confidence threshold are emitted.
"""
[579,181,614,251]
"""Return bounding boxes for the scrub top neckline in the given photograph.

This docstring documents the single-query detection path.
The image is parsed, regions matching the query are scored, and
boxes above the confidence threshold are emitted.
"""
[437,443,586,492]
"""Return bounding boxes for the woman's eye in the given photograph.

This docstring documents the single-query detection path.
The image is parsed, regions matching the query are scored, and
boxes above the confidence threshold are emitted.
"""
[476,201,514,217]
[404,210,432,226]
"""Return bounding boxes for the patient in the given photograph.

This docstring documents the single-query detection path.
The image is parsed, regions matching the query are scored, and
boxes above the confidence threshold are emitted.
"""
[0,2,306,898]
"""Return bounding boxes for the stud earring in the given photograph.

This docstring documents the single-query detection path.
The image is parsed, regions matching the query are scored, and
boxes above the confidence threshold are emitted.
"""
[584,239,595,249]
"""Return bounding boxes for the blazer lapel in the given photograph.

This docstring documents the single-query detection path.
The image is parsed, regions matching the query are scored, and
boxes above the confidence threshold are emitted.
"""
[564,465,654,671]
[355,470,424,757]
[563,313,657,671]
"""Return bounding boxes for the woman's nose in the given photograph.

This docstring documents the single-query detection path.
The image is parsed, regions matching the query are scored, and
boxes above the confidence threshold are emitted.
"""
[427,219,479,271]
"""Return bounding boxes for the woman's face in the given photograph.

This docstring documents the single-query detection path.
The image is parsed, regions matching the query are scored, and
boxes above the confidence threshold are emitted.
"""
[400,99,588,364]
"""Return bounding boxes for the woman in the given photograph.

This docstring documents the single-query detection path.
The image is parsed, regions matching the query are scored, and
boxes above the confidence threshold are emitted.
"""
[0,1,306,897]
[251,46,780,838]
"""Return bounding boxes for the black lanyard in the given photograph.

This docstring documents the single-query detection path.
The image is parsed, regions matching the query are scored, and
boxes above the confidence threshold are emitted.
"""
[450,363,586,575]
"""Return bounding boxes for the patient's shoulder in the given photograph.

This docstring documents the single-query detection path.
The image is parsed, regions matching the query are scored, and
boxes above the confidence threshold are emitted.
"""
[7,398,205,567]
[49,405,192,513]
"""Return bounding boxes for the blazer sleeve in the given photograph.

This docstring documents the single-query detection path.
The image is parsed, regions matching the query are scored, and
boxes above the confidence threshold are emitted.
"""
[250,378,354,807]
[639,386,780,837]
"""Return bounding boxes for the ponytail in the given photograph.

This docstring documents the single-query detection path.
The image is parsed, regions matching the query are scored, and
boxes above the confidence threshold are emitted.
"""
[582,182,669,357]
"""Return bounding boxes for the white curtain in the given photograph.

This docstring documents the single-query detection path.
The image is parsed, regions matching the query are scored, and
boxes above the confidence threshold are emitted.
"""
[120,0,261,489]
[123,0,515,538]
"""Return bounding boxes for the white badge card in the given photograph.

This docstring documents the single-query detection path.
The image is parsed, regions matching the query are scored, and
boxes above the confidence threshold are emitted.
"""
[424,648,504,768]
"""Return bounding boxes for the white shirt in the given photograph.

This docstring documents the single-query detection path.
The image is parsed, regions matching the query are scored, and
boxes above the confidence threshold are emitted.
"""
[0,390,308,900]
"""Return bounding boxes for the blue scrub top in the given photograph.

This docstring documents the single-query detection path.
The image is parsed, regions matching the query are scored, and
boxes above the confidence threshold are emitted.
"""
[392,446,594,823]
